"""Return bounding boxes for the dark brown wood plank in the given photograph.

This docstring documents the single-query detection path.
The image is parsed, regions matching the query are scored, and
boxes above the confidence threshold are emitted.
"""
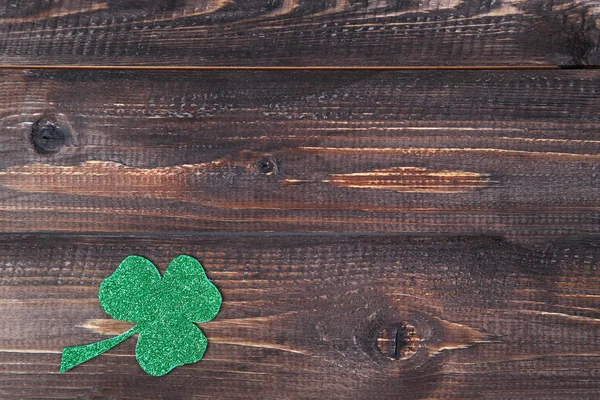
[0,0,598,67]
[0,234,599,399]
[1,69,598,241]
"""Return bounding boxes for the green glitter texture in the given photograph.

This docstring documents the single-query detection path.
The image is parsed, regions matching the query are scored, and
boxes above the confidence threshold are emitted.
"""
[60,255,222,376]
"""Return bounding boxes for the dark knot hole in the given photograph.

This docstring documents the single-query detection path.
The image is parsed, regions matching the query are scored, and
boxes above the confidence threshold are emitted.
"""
[31,119,68,155]
[377,322,420,360]
[258,157,276,174]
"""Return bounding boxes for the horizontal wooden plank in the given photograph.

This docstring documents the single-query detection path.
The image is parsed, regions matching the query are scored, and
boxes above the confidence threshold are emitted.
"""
[0,234,599,399]
[0,0,598,67]
[0,69,598,241]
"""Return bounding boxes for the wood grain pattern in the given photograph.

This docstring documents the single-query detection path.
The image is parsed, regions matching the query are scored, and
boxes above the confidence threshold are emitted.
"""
[0,234,599,399]
[2,1,598,398]
[303,166,493,193]
[0,69,598,242]
[0,0,598,67]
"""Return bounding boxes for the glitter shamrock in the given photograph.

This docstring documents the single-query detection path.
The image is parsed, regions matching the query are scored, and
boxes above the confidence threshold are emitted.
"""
[60,255,222,376]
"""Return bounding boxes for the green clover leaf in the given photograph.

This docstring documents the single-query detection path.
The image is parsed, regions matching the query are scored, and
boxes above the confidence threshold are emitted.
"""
[60,255,222,376]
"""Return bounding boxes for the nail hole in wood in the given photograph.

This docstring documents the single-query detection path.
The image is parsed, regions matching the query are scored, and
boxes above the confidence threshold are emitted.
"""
[377,322,420,360]
[31,118,68,155]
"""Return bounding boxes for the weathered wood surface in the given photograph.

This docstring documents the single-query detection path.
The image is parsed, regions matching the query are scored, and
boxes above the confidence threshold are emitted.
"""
[0,0,599,67]
[0,69,598,241]
[0,234,599,399]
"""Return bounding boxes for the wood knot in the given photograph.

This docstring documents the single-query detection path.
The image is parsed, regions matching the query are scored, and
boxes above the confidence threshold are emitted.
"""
[376,322,420,360]
[30,118,70,155]
[257,157,277,175]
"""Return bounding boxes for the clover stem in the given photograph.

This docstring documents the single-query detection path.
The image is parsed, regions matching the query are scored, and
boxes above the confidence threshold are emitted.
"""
[60,325,139,373]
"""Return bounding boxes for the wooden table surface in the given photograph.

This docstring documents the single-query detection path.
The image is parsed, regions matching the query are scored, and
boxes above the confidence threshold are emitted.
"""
[0,1,599,399]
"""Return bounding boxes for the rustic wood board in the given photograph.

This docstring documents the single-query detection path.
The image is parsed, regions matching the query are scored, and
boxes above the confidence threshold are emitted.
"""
[0,234,599,399]
[0,69,598,242]
[0,0,599,67]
